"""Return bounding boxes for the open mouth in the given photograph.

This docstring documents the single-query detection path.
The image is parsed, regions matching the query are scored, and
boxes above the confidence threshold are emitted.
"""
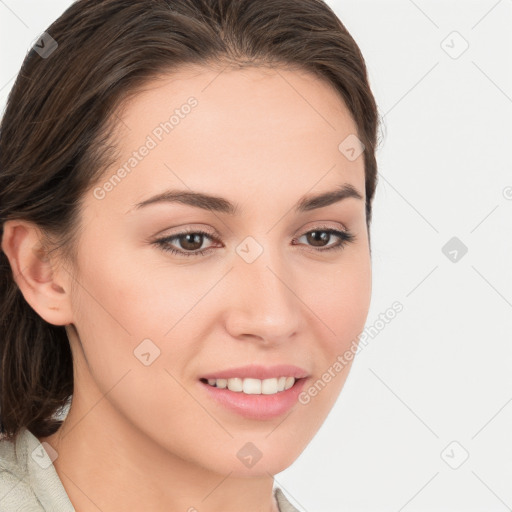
[198,374,309,420]
[199,376,304,395]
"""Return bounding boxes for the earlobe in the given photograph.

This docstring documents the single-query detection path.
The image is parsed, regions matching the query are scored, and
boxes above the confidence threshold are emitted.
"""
[1,220,73,326]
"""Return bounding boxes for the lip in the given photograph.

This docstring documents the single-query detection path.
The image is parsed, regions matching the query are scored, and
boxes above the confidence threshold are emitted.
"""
[199,376,309,420]
[199,364,310,380]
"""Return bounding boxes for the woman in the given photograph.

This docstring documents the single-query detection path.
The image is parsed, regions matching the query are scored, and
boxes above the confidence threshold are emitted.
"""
[0,0,380,510]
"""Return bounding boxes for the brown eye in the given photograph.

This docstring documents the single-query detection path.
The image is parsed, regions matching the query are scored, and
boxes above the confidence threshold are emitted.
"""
[305,230,332,247]
[154,230,218,257]
[295,228,355,252]
[178,233,206,251]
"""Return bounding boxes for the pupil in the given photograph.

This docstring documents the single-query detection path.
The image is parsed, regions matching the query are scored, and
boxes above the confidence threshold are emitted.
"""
[308,231,329,247]
[181,233,202,250]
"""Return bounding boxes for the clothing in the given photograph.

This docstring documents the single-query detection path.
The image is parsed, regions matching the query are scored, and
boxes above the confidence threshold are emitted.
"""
[0,427,299,511]
[274,487,300,512]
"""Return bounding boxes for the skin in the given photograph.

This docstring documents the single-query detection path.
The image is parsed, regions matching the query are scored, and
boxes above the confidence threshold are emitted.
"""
[2,65,372,512]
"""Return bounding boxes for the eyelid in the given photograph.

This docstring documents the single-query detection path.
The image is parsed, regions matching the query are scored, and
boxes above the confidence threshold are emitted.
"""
[297,221,349,234]
[153,224,218,238]
[152,221,348,243]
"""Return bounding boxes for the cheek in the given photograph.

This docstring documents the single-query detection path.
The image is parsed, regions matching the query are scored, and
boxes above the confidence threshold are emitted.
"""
[69,247,214,388]
[309,254,372,352]
[294,261,371,433]
[68,255,207,432]
[73,239,200,336]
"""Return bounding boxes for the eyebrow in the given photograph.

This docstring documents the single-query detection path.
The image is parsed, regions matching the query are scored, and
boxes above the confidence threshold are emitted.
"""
[129,182,363,215]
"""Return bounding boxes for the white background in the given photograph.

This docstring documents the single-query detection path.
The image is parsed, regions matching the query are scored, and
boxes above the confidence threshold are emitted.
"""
[1,1,511,511]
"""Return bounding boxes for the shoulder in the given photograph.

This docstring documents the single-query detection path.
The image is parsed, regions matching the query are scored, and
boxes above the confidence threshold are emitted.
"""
[0,428,75,511]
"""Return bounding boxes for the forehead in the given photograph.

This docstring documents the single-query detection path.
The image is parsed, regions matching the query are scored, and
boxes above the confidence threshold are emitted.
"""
[91,64,365,214]
[118,64,358,140]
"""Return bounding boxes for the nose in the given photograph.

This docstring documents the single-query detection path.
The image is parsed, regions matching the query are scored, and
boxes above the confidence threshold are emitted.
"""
[222,243,301,345]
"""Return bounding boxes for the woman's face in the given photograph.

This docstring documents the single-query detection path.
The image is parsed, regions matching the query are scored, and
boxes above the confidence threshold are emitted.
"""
[62,65,372,476]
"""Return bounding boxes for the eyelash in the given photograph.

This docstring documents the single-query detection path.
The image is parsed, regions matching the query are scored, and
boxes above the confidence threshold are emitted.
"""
[153,226,356,258]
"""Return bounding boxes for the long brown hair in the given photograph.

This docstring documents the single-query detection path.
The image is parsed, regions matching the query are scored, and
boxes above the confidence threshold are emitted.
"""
[0,0,380,444]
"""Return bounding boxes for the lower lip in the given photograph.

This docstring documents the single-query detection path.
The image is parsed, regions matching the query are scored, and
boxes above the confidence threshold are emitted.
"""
[199,378,308,420]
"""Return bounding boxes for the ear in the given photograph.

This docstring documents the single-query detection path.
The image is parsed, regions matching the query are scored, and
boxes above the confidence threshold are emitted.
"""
[1,220,74,326]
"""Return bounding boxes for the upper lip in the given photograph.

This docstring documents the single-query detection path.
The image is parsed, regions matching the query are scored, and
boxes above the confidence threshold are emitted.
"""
[200,364,310,380]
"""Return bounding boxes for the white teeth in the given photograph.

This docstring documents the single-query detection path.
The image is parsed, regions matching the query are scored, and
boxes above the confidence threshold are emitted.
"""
[284,376,295,390]
[227,377,243,392]
[243,378,261,394]
[216,378,227,389]
[262,378,278,394]
[205,376,297,395]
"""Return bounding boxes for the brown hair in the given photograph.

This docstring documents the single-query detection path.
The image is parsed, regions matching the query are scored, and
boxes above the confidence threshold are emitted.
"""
[0,0,380,443]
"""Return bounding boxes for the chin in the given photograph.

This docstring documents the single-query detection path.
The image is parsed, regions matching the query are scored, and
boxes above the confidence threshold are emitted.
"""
[204,437,304,478]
